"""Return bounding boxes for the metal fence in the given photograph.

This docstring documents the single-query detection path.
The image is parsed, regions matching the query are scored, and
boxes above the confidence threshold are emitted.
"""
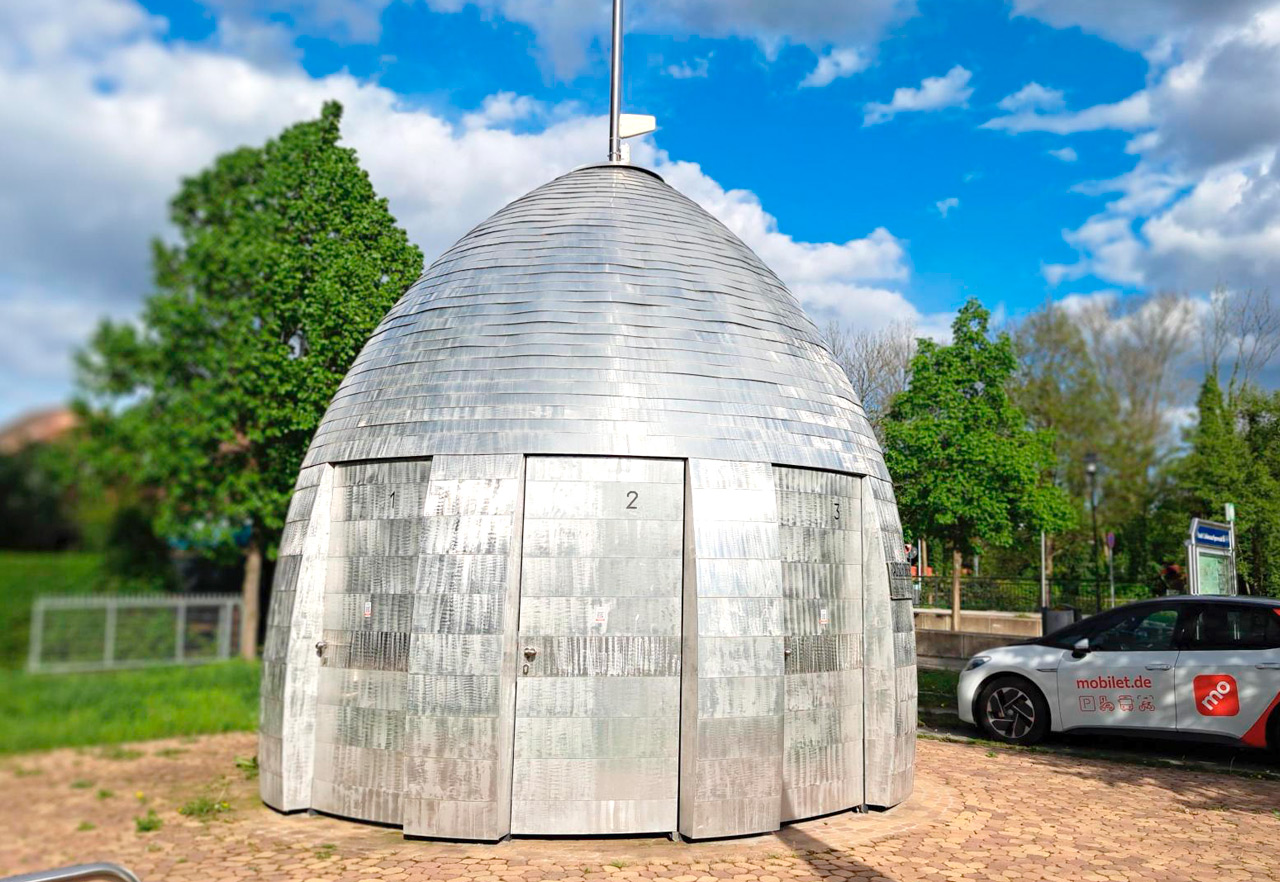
[914,576,1155,616]
[27,594,242,674]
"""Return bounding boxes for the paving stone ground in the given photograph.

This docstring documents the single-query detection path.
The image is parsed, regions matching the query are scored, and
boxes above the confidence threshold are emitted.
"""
[2,733,1278,882]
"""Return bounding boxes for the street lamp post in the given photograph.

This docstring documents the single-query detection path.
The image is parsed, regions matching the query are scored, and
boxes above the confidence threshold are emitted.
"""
[1085,452,1101,614]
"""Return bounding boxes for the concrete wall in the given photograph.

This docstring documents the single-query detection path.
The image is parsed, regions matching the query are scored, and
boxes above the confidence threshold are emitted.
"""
[914,608,1042,637]
[914,629,1031,671]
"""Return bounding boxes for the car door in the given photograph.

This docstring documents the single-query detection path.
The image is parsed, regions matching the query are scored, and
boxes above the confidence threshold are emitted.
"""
[1056,604,1183,732]
[1176,603,1280,747]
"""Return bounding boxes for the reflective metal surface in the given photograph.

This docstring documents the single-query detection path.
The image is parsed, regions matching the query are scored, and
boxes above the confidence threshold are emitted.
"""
[261,162,916,839]
[261,463,332,811]
[0,864,142,882]
[862,476,917,808]
[679,460,784,839]
[403,454,525,840]
[776,467,863,821]
[300,165,884,479]
[512,457,683,835]
[313,460,433,824]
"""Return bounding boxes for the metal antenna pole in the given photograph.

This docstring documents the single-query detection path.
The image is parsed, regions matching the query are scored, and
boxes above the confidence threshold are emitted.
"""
[608,0,624,162]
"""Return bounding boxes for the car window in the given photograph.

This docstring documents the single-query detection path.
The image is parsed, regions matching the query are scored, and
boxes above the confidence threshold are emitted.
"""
[1041,615,1112,649]
[1090,606,1180,652]
[1184,605,1280,651]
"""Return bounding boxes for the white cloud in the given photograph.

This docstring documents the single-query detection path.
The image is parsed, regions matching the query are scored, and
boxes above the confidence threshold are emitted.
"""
[800,47,867,88]
[997,82,1064,113]
[935,197,960,218]
[0,0,926,420]
[424,0,917,79]
[1048,146,1078,162]
[863,65,973,126]
[653,156,919,329]
[1010,0,1272,53]
[666,56,710,79]
[203,0,393,44]
[1024,5,1280,297]
[461,91,544,129]
[981,92,1152,134]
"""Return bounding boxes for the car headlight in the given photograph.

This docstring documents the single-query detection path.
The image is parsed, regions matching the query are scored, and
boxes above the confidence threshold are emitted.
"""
[964,655,991,672]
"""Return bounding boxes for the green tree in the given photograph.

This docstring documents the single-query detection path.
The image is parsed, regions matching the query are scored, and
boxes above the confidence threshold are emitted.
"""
[884,299,1074,628]
[1010,301,1110,581]
[0,443,79,551]
[1177,375,1280,596]
[75,102,423,658]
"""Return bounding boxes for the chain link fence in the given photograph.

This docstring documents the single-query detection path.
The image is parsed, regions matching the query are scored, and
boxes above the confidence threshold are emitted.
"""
[915,576,1156,617]
[27,595,242,674]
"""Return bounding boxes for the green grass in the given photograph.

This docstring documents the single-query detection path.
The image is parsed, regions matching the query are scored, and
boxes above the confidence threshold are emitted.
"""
[917,668,960,711]
[235,755,259,779]
[0,660,259,754]
[0,552,106,669]
[178,795,232,818]
[135,809,162,833]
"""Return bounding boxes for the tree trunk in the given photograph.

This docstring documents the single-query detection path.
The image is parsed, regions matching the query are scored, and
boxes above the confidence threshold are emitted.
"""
[240,537,262,661]
[951,547,963,632]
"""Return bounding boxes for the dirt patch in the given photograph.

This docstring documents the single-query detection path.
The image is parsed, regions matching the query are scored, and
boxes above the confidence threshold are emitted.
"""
[2,733,1278,881]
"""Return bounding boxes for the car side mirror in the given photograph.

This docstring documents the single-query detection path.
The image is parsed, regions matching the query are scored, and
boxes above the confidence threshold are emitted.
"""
[1072,637,1091,659]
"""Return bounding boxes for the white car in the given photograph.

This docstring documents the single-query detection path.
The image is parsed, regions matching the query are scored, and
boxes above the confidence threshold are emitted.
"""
[958,595,1280,751]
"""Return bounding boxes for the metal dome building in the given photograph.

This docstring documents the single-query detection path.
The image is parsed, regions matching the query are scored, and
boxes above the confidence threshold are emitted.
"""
[258,160,917,841]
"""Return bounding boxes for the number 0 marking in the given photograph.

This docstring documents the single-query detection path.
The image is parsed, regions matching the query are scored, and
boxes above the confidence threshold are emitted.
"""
[626,490,639,510]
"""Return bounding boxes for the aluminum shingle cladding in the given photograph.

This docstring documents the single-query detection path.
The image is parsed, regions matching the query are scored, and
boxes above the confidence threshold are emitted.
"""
[301,163,886,475]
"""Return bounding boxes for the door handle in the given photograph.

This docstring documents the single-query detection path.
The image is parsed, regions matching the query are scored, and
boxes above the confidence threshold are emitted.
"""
[523,646,538,661]
[1257,662,1280,670]
[1145,663,1172,671]
[315,640,327,657]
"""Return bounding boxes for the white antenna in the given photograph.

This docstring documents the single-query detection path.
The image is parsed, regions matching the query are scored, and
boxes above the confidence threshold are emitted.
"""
[607,0,656,164]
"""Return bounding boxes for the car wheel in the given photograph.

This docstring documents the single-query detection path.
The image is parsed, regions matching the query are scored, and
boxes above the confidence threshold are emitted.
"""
[976,675,1050,746]
[1268,708,1280,758]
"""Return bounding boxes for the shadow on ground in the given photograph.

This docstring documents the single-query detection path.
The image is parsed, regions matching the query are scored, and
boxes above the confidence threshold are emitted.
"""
[777,819,899,882]
[920,703,1280,781]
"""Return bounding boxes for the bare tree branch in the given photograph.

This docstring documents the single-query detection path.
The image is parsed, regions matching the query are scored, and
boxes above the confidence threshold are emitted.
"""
[822,319,916,439]
[1200,286,1280,394]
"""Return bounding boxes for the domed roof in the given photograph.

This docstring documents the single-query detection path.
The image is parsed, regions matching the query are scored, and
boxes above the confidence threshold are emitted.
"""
[302,163,886,479]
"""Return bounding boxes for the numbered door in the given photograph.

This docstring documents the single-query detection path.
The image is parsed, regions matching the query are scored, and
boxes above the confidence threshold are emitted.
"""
[775,467,864,821]
[511,457,684,835]
[313,460,431,823]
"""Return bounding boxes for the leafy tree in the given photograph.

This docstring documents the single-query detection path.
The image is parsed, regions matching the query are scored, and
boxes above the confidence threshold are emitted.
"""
[883,299,1074,628]
[0,444,79,550]
[75,102,423,658]
[1010,301,1110,581]
[1176,375,1280,596]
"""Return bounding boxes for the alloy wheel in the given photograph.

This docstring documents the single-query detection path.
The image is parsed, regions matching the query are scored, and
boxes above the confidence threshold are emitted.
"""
[985,686,1037,740]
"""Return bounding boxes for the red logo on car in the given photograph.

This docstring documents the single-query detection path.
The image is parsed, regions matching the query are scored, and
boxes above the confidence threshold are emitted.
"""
[1194,674,1239,716]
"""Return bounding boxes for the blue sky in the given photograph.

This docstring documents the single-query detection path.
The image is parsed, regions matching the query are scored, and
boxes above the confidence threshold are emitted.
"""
[3,0,1280,422]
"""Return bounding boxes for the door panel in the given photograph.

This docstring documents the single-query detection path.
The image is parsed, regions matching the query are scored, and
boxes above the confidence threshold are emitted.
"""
[313,459,431,823]
[511,457,684,835]
[1056,604,1180,732]
[1176,604,1280,744]
[775,466,863,822]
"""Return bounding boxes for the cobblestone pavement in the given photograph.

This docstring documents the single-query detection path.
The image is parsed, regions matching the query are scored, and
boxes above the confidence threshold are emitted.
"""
[3,733,1279,882]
